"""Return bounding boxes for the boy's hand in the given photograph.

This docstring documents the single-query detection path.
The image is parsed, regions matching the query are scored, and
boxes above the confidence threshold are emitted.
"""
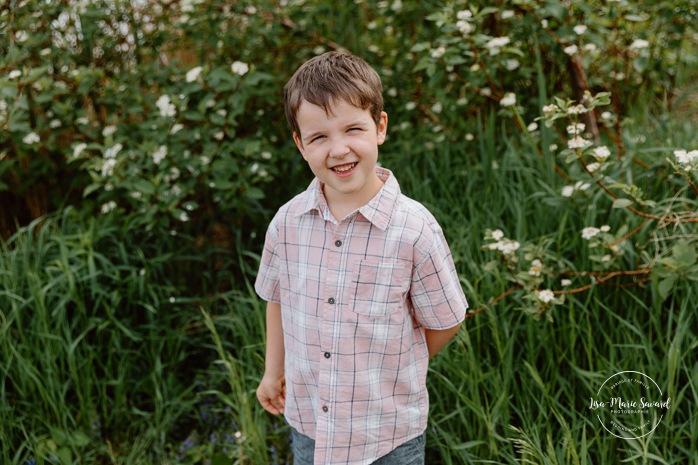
[256,373,286,415]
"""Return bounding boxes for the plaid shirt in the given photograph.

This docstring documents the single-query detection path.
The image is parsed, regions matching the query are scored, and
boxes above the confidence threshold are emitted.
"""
[255,167,468,465]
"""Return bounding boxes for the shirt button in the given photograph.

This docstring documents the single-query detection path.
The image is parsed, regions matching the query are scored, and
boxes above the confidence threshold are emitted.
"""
[334,240,342,247]
[322,405,329,413]
[327,297,335,304]
[324,352,331,359]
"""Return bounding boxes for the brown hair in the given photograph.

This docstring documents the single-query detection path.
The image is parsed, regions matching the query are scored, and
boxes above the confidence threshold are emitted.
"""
[284,50,384,138]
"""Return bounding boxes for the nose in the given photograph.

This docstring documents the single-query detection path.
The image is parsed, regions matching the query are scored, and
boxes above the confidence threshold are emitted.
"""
[328,137,350,159]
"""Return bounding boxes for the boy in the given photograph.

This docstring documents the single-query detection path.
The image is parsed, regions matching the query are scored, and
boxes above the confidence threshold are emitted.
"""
[255,51,468,465]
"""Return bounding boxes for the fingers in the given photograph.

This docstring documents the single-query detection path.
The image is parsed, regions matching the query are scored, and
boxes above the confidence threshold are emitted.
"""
[256,377,286,415]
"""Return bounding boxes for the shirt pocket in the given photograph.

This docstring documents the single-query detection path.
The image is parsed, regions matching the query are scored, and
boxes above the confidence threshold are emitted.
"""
[346,259,411,319]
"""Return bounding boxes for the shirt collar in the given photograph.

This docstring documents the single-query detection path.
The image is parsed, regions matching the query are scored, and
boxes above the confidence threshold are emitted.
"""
[295,166,400,230]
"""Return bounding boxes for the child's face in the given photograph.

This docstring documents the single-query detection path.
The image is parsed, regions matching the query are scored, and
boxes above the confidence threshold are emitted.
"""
[293,99,388,208]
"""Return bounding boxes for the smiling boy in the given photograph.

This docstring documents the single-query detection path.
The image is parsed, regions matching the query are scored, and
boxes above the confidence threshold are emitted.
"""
[255,51,468,465]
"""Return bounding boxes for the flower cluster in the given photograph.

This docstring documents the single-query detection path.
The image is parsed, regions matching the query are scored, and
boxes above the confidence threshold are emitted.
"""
[483,229,520,258]
[674,149,698,171]
[580,225,625,268]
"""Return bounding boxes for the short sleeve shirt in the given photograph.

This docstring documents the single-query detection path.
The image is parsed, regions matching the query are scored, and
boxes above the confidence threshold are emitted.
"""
[255,167,468,465]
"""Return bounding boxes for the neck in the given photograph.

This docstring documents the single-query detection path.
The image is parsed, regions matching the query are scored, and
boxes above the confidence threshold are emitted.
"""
[324,175,384,221]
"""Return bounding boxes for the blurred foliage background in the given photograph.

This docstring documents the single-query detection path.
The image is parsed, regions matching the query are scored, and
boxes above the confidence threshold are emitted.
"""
[1,0,697,464]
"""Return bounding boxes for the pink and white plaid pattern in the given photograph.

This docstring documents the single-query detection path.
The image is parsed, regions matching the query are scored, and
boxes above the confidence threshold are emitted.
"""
[255,167,468,465]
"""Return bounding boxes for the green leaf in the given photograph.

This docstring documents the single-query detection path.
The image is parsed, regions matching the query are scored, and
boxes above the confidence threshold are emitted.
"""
[57,447,73,465]
[658,275,676,299]
[246,187,265,200]
[612,198,633,208]
[134,179,156,195]
[673,240,696,268]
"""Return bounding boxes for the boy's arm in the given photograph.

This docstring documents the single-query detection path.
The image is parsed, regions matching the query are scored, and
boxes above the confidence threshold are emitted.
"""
[425,323,461,359]
[256,301,286,415]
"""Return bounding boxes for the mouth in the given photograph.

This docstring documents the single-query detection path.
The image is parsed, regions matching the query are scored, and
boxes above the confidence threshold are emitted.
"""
[330,162,358,174]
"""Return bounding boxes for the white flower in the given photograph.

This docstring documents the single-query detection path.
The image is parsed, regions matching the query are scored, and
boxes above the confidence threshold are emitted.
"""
[23,132,40,144]
[261,151,272,160]
[584,43,598,52]
[504,59,520,71]
[500,92,516,107]
[465,133,474,141]
[171,123,184,134]
[213,131,224,140]
[501,10,515,19]
[568,136,591,150]
[493,239,520,255]
[101,158,117,177]
[486,37,510,49]
[102,125,117,137]
[600,225,611,232]
[250,163,259,173]
[104,143,122,160]
[529,259,543,276]
[9,70,22,79]
[674,149,698,165]
[456,10,472,20]
[575,181,590,191]
[601,111,613,121]
[179,211,189,222]
[581,227,600,240]
[573,25,588,35]
[550,144,558,151]
[586,162,601,173]
[77,116,90,125]
[527,122,538,132]
[457,20,475,35]
[537,289,555,303]
[72,143,87,159]
[259,169,269,178]
[564,44,579,56]
[561,185,575,197]
[431,46,446,59]
[566,123,585,135]
[629,39,650,50]
[405,102,417,111]
[491,229,504,241]
[541,19,549,28]
[567,104,588,115]
[156,95,176,117]
[50,119,62,129]
[231,61,249,76]
[602,254,612,262]
[15,30,28,42]
[101,201,117,214]
[431,102,443,113]
[200,156,211,165]
[152,145,167,165]
[186,66,203,82]
[561,279,572,287]
[593,146,611,161]
[542,104,558,116]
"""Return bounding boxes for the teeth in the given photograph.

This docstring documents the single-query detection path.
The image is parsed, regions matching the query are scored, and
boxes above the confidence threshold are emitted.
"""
[333,163,356,172]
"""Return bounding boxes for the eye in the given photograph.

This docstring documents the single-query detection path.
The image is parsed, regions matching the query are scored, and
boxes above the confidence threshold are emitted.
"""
[309,135,325,143]
[348,127,363,133]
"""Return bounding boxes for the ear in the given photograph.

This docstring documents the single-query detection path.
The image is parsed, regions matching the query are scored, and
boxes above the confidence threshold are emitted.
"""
[377,111,388,146]
[293,131,307,160]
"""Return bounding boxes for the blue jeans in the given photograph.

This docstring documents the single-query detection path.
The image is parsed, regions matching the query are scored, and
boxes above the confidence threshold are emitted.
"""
[291,428,426,465]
